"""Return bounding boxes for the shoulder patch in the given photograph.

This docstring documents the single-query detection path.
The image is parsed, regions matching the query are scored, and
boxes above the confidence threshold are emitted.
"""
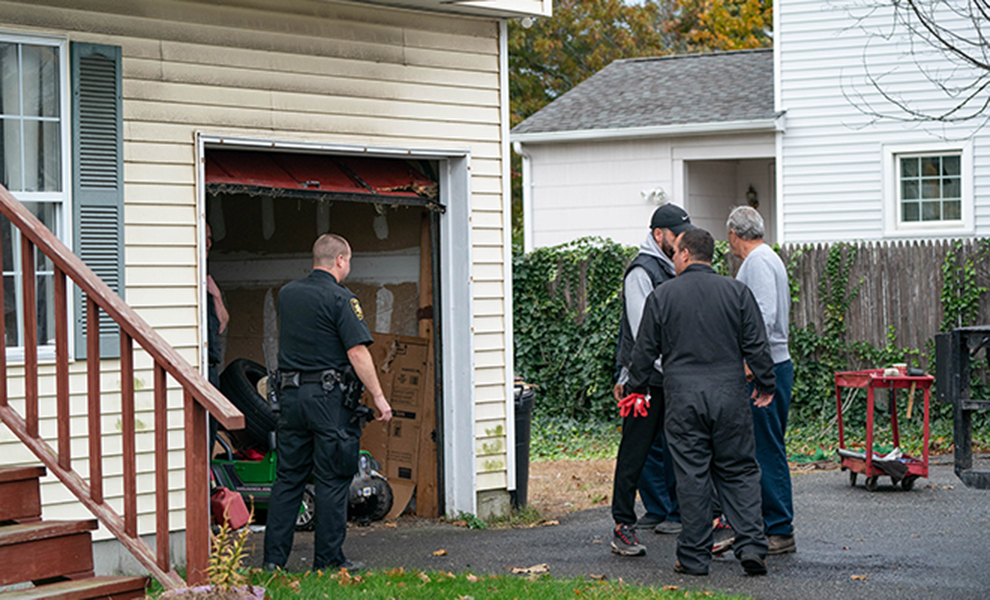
[349,297,364,321]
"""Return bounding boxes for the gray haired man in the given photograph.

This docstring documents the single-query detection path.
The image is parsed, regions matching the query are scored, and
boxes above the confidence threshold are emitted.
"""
[726,206,796,555]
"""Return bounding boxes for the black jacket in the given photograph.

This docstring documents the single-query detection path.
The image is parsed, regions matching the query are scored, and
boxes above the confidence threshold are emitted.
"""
[628,263,775,395]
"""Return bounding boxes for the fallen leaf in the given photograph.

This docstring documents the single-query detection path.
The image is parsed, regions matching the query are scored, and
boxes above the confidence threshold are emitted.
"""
[943,485,955,489]
[510,564,550,575]
[842,546,851,550]
[433,549,448,556]
[452,520,469,527]
[662,585,678,591]
[588,574,607,581]
[542,520,560,526]
[384,522,398,528]
[466,574,482,583]
[386,567,405,576]
[851,574,868,580]
[591,539,603,544]
[418,572,431,583]
[458,596,475,600]
[288,580,302,591]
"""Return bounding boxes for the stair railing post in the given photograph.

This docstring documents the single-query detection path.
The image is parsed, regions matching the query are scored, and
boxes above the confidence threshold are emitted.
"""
[121,331,137,537]
[87,297,103,504]
[184,390,210,586]
[21,236,37,438]
[55,267,70,470]
[154,362,170,572]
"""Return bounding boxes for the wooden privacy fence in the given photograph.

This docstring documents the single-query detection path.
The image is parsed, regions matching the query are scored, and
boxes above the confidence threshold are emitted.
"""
[779,239,990,361]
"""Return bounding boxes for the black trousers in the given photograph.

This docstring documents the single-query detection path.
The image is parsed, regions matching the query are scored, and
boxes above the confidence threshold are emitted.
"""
[611,385,671,525]
[263,382,360,569]
[666,383,767,573]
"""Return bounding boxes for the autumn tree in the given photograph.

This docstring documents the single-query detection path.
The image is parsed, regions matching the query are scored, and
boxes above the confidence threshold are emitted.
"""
[669,0,773,53]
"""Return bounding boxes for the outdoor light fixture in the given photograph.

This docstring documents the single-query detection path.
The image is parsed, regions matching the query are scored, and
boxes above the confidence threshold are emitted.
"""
[746,185,759,209]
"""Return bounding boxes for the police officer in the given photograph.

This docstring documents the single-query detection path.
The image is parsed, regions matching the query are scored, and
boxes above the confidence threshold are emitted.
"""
[263,233,392,572]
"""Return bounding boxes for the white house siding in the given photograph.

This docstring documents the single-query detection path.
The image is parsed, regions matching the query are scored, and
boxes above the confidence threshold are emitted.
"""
[778,0,990,243]
[526,132,775,249]
[0,0,511,538]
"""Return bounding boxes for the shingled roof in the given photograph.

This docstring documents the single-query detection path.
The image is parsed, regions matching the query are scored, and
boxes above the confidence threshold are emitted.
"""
[512,49,775,136]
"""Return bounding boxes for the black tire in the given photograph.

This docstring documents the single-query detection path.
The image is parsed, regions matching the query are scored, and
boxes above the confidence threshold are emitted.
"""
[296,484,316,531]
[849,471,857,487]
[864,476,879,492]
[901,476,917,491]
[369,479,394,522]
[220,359,277,448]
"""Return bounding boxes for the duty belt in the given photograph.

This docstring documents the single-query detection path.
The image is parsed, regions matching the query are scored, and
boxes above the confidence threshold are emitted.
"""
[279,369,340,389]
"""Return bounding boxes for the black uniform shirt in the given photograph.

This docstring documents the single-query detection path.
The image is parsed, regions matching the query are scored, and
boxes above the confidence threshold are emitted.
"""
[277,269,373,372]
[628,263,775,395]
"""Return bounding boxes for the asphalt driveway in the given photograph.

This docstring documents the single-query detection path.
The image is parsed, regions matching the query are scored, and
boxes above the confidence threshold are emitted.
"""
[247,455,990,600]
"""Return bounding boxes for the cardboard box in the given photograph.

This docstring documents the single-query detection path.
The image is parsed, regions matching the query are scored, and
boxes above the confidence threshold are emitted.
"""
[359,334,430,486]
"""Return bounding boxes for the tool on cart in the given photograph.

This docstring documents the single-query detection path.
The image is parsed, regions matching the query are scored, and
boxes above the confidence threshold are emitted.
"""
[835,368,934,492]
[935,326,990,489]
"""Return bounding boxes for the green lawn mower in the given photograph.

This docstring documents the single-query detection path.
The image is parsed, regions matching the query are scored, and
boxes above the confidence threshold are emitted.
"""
[211,359,393,529]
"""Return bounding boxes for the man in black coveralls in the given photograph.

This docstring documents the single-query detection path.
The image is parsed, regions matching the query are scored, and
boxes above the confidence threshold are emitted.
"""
[626,228,775,576]
[263,233,392,572]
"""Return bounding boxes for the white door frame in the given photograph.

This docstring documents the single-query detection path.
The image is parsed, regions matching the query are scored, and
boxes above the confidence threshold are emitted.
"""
[195,133,477,516]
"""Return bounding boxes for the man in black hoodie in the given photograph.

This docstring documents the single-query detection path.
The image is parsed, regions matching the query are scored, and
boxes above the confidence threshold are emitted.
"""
[627,228,775,577]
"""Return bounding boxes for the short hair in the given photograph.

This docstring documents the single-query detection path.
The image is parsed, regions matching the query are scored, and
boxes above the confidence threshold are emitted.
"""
[726,206,765,240]
[313,234,350,267]
[677,228,714,263]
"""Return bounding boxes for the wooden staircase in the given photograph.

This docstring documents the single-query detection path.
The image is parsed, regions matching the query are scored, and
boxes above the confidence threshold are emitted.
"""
[0,466,148,599]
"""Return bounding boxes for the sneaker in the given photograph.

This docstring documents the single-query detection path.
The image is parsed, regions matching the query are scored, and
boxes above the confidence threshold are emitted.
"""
[335,559,365,572]
[712,515,735,555]
[655,520,683,535]
[611,524,646,556]
[739,553,768,576]
[767,533,796,555]
[634,515,663,530]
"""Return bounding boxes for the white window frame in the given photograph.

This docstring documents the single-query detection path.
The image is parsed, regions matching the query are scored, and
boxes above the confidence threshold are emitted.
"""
[0,32,72,363]
[883,140,974,237]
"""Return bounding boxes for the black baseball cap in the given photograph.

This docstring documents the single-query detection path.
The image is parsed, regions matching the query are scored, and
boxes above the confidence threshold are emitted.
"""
[650,204,695,235]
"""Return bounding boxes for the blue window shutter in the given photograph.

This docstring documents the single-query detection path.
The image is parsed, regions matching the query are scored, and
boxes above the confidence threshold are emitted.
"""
[71,42,123,360]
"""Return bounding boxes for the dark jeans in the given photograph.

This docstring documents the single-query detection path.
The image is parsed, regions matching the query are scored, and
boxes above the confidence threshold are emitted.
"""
[750,359,795,536]
[638,425,679,523]
[263,382,359,569]
[666,384,767,573]
[612,386,677,525]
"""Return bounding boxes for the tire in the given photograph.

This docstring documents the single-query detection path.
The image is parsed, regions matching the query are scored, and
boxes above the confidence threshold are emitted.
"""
[864,476,879,492]
[901,476,917,491]
[220,359,277,448]
[296,484,316,531]
[849,471,857,487]
[368,479,393,522]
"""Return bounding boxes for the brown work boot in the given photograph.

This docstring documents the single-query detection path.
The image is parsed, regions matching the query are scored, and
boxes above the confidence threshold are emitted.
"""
[767,533,796,555]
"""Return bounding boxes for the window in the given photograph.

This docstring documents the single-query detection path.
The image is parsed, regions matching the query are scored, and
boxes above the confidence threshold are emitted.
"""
[0,36,68,353]
[898,154,961,223]
[884,142,973,236]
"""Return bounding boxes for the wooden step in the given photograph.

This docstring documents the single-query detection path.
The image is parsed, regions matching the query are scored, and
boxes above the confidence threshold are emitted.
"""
[0,520,98,586]
[0,575,149,599]
[0,466,46,523]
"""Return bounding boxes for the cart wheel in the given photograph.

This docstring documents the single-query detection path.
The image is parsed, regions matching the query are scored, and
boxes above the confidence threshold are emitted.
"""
[864,476,879,492]
[901,476,917,491]
[849,471,857,487]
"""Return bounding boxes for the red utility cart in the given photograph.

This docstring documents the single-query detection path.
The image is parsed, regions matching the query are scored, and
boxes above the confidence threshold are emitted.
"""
[834,369,934,491]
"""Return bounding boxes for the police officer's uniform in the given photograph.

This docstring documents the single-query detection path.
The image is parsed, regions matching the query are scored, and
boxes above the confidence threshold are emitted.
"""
[263,269,372,570]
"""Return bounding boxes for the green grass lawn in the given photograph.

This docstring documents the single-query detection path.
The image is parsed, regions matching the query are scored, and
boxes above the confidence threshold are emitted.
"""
[245,567,748,600]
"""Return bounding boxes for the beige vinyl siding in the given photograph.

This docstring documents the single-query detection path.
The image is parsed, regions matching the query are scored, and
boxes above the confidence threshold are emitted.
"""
[0,0,510,537]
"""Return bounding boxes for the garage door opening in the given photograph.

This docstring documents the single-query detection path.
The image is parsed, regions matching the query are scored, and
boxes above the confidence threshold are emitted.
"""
[204,148,444,518]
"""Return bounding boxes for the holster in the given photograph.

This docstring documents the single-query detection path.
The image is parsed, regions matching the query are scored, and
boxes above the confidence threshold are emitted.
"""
[267,370,282,415]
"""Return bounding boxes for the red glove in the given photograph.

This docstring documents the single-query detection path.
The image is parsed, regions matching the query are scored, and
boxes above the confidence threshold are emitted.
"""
[618,393,649,418]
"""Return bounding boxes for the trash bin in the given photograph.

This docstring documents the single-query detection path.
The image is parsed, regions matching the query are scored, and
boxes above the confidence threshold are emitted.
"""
[512,383,535,509]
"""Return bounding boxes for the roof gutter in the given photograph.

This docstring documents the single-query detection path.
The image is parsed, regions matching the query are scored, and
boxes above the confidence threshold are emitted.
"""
[511,114,786,145]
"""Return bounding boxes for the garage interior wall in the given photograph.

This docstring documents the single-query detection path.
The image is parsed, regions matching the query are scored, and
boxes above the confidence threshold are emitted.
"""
[0,0,509,539]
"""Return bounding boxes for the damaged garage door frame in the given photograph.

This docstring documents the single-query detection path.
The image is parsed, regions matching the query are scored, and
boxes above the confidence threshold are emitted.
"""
[195,134,478,518]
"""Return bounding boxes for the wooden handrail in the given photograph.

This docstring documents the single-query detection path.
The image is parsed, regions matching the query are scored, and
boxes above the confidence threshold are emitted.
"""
[0,184,244,589]
[0,186,242,429]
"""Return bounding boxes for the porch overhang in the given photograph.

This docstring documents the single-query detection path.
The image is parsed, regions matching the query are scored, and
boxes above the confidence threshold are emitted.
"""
[325,0,551,18]
[512,114,786,146]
